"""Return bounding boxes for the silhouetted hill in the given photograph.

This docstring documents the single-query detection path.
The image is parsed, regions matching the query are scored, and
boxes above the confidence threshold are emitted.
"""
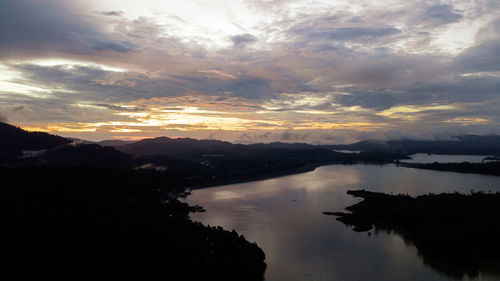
[0,122,70,155]
[331,135,500,155]
[117,137,250,158]
[97,139,136,147]
[118,138,336,159]
[43,144,136,169]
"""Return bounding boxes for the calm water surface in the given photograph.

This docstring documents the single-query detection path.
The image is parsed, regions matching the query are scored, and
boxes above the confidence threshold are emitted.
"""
[186,163,500,281]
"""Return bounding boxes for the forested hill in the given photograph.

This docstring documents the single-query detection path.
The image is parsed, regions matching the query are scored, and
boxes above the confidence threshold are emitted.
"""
[329,135,500,155]
[0,122,70,154]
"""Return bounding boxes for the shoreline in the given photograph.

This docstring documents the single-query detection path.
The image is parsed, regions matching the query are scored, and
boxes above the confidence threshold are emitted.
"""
[189,161,393,190]
[190,159,500,191]
[189,163,321,189]
[327,189,500,278]
[399,162,500,177]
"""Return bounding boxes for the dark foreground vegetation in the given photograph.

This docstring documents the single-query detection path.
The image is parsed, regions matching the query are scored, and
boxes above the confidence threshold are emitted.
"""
[0,167,266,281]
[325,190,500,279]
[400,161,500,176]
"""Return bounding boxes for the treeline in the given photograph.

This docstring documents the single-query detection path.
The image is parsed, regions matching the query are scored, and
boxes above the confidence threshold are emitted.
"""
[327,190,500,279]
[0,166,266,281]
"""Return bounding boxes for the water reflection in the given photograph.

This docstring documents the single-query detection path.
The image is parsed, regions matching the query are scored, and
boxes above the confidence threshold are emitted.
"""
[373,226,500,280]
[186,164,500,281]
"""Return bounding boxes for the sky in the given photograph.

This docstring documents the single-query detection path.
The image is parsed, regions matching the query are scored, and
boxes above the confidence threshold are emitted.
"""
[0,0,499,143]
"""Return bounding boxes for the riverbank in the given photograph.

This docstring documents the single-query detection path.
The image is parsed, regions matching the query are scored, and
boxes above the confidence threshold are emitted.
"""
[190,163,321,189]
[326,189,500,279]
[400,161,500,176]
[190,161,397,189]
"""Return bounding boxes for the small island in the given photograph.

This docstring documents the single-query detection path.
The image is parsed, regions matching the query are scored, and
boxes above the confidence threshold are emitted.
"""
[325,189,500,279]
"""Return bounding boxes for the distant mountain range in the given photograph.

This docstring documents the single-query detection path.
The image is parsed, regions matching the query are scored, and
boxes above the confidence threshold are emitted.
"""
[4,122,500,159]
[2,121,500,184]
[116,137,249,158]
[330,135,500,155]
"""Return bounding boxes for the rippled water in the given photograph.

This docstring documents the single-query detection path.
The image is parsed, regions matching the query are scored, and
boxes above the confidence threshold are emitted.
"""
[186,163,500,281]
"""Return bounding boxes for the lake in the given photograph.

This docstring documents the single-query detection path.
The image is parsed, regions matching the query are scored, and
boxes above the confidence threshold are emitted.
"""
[186,163,500,281]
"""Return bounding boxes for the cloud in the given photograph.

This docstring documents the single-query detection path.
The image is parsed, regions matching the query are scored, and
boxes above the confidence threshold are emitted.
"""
[419,4,462,26]
[335,90,401,110]
[13,106,24,112]
[99,11,124,17]
[292,26,400,41]
[231,34,258,48]
[334,75,500,111]
[1,0,500,142]
[226,77,273,99]
[457,39,500,72]
[280,130,308,141]
[94,42,135,53]
[0,1,94,59]
[0,112,7,122]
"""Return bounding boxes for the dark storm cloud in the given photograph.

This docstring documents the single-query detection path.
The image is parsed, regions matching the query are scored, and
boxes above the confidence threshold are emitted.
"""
[419,4,462,25]
[231,34,258,48]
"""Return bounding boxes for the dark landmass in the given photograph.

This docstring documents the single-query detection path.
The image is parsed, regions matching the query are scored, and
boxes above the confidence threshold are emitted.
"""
[3,121,500,279]
[0,122,407,188]
[110,134,409,187]
[330,135,500,155]
[327,190,500,279]
[96,139,136,147]
[0,122,71,155]
[400,161,500,176]
[0,123,266,280]
[117,134,500,157]
[0,167,266,281]
[117,136,249,157]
